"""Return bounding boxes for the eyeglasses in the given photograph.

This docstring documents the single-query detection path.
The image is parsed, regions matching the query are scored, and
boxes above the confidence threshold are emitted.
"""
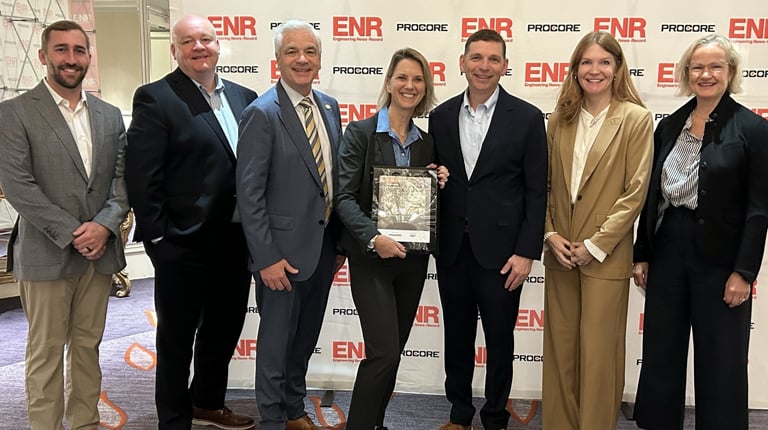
[687,62,728,76]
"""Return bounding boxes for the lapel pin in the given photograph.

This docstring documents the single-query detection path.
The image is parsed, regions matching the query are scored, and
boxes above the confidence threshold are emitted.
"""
[325,104,331,110]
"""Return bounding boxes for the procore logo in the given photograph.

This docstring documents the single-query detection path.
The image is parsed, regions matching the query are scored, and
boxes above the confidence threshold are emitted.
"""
[594,17,647,43]
[460,17,513,42]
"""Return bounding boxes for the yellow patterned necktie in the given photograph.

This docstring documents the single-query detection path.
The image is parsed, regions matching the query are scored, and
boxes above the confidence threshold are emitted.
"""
[299,97,331,222]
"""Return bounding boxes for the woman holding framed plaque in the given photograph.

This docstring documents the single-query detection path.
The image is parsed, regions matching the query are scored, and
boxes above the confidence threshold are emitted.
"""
[335,47,447,430]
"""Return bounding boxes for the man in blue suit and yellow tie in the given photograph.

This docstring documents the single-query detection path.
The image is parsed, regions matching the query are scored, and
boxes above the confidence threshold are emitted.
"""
[236,19,345,430]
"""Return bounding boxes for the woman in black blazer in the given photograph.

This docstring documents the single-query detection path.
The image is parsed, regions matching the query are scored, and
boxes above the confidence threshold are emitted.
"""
[335,48,447,430]
[632,34,768,430]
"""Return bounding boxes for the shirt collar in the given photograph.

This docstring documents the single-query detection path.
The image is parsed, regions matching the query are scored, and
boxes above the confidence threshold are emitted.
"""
[578,104,610,124]
[462,85,500,113]
[376,106,421,145]
[280,79,313,108]
[43,78,87,109]
[192,74,225,96]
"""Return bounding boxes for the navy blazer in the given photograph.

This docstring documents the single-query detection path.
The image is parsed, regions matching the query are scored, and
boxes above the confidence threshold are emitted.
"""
[634,93,768,283]
[126,68,257,244]
[429,86,548,269]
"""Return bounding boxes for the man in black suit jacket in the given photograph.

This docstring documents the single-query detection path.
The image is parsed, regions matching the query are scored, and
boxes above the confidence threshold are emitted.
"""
[428,29,547,430]
[126,15,256,430]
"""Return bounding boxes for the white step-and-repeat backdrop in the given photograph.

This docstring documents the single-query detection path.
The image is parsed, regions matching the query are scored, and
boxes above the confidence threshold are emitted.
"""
[169,0,768,407]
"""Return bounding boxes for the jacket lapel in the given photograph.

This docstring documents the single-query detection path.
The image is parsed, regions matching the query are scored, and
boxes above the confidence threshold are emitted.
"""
[578,102,623,192]
[556,120,577,200]
[86,94,104,186]
[276,83,323,187]
[444,97,468,183]
[30,83,88,182]
[168,69,235,162]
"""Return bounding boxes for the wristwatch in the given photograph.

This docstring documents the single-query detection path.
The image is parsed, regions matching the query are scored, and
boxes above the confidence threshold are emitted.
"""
[367,234,378,250]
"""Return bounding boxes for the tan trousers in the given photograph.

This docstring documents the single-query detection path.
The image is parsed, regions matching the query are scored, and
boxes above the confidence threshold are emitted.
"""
[542,268,629,430]
[20,263,111,430]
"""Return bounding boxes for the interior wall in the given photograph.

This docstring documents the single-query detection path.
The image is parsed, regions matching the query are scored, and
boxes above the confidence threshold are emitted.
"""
[93,6,143,112]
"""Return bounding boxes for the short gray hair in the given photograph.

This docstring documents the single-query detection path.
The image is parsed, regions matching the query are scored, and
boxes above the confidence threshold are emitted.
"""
[273,20,321,56]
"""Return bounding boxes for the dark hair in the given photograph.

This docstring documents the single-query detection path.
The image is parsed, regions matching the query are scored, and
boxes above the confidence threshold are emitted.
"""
[378,48,437,118]
[41,20,90,52]
[464,29,506,58]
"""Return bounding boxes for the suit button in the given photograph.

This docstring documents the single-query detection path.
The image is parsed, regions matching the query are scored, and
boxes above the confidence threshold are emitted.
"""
[700,161,708,169]
[318,219,325,225]
[577,195,582,201]
[698,219,705,225]
[700,189,707,196]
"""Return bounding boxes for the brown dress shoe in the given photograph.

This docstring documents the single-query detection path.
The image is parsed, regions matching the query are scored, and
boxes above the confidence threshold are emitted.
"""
[286,414,323,430]
[438,422,472,430]
[192,405,255,429]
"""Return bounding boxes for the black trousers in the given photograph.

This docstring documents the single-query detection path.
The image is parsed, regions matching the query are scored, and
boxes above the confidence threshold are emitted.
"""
[634,207,752,430]
[436,234,523,429]
[145,224,252,430]
[345,253,429,430]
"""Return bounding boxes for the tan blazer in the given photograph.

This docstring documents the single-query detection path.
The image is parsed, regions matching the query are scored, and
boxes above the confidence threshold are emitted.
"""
[544,100,653,279]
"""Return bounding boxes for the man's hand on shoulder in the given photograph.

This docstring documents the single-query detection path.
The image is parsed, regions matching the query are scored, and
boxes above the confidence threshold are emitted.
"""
[259,259,299,291]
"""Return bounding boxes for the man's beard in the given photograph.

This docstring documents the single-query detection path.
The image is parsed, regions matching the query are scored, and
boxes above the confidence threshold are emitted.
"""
[51,64,88,89]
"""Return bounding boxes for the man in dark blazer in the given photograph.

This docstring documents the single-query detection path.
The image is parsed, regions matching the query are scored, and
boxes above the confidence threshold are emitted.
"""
[0,21,128,429]
[428,29,547,430]
[236,20,343,430]
[125,15,256,430]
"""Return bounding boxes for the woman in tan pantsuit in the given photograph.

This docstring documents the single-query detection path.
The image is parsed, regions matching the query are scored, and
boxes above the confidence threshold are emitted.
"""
[541,31,654,430]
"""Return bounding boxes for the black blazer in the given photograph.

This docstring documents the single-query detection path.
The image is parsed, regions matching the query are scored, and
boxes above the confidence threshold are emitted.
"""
[335,111,435,258]
[126,68,257,244]
[429,87,548,269]
[634,93,768,283]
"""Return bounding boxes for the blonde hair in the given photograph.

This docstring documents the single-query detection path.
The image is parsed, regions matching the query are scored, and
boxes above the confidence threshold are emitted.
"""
[377,48,437,118]
[554,31,644,124]
[675,34,742,96]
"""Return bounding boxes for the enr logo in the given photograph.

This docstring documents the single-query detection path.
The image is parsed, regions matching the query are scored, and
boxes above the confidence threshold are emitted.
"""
[594,17,647,41]
[414,305,440,327]
[460,18,513,41]
[430,62,446,86]
[475,346,487,366]
[332,16,382,37]
[332,341,366,361]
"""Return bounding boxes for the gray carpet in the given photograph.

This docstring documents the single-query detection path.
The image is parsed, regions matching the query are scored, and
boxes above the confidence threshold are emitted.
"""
[0,279,766,429]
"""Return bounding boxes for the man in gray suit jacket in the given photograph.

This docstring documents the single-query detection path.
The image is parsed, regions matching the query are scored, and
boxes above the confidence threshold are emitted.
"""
[0,21,128,430]
[236,20,344,430]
